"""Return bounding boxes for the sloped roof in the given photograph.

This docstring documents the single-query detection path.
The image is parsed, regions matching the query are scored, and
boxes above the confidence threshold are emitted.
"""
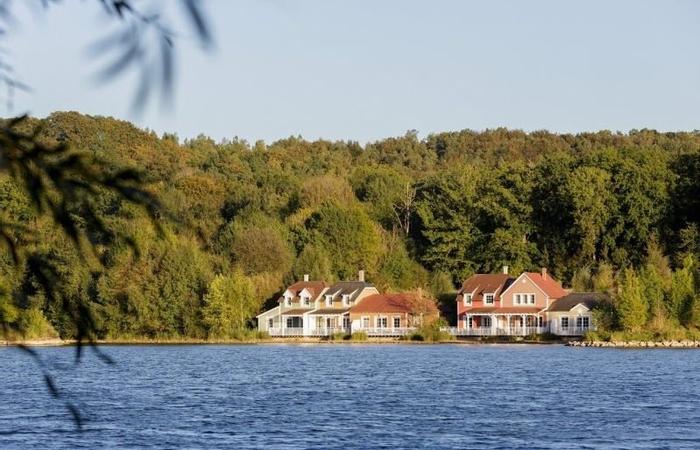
[325,281,375,303]
[458,274,513,302]
[548,292,607,312]
[281,308,313,315]
[309,308,350,315]
[525,272,567,299]
[350,293,438,315]
[281,281,327,301]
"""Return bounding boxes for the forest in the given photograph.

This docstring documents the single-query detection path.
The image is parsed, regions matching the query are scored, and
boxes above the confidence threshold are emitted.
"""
[1,111,699,341]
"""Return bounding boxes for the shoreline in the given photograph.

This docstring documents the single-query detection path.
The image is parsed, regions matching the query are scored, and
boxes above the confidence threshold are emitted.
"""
[569,340,700,348]
[3,337,568,347]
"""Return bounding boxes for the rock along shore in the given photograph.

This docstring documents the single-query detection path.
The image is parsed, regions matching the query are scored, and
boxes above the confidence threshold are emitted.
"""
[568,340,700,348]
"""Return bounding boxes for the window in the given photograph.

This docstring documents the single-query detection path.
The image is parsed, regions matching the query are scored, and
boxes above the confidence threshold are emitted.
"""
[301,296,310,307]
[342,294,350,306]
[377,317,388,328]
[325,295,333,307]
[393,317,401,328]
[561,317,569,329]
[482,316,492,327]
[485,294,494,305]
[286,317,302,328]
[464,293,472,305]
[514,294,521,305]
[343,317,351,329]
[538,316,543,327]
[529,294,535,305]
[465,317,473,329]
[268,318,274,328]
[362,317,370,328]
[284,296,292,307]
[576,316,590,329]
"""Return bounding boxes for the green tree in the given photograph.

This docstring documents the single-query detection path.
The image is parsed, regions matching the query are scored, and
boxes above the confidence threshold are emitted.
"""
[669,255,696,326]
[291,245,334,283]
[203,271,257,338]
[615,268,648,332]
[305,203,381,280]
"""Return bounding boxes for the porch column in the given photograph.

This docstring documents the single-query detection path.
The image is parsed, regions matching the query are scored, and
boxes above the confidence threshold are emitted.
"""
[521,314,526,335]
[490,314,496,335]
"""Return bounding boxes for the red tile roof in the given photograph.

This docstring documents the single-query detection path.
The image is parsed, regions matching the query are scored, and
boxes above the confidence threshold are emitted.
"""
[282,281,327,300]
[458,274,513,302]
[525,273,567,299]
[350,293,438,315]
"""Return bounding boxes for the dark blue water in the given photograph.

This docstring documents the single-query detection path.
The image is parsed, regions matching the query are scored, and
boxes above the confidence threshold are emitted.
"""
[2,344,699,449]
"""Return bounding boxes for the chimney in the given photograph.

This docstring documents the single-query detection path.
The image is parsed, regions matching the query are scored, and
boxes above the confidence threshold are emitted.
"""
[303,274,309,282]
[358,270,365,282]
[502,265,509,275]
[541,267,547,280]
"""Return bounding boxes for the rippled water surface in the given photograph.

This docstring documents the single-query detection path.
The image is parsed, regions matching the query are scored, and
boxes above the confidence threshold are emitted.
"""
[2,344,700,449]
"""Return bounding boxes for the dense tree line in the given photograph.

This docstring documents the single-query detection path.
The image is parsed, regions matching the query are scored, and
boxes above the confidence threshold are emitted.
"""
[1,112,700,339]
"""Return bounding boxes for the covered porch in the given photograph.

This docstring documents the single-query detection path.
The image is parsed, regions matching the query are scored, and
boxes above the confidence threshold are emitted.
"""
[307,308,351,336]
[458,307,546,336]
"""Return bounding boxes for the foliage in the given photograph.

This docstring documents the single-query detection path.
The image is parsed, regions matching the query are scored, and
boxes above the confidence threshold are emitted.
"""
[615,268,648,332]
[203,271,257,338]
[2,113,700,342]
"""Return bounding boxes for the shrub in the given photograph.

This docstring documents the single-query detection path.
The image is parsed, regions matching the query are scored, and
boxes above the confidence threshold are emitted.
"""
[409,333,425,341]
[350,331,368,341]
[414,317,454,342]
[329,332,347,341]
[17,309,58,340]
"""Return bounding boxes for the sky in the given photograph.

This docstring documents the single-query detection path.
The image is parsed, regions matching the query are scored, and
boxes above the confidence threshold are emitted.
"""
[5,0,700,143]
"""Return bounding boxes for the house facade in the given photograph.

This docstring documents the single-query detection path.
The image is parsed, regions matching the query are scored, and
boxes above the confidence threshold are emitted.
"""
[257,271,379,336]
[257,271,443,337]
[456,267,599,336]
[348,292,439,336]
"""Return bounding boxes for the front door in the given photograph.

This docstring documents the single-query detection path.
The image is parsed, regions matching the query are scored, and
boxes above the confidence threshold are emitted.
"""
[326,317,332,329]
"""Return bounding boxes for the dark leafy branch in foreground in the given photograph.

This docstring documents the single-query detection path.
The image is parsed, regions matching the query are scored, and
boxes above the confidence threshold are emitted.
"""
[0,0,213,428]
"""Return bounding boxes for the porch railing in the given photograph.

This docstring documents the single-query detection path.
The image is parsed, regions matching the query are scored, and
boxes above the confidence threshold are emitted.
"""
[443,326,546,336]
[268,327,305,337]
[549,326,594,336]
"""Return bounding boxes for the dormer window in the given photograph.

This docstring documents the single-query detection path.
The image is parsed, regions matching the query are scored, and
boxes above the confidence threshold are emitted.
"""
[301,296,310,307]
[284,296,292,307]
[325,295,333,307]
[342,294,350,306]
[463,294,472,305]
[484,294,494,305]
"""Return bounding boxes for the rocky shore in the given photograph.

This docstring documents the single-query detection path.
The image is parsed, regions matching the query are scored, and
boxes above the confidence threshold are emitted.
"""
[569,340,700,348]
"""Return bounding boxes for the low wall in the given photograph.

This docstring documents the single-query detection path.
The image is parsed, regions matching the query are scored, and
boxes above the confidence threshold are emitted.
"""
[569,340,700,348]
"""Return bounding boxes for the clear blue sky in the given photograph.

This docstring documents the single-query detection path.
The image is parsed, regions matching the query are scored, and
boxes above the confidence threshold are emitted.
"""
[6,0,700,143]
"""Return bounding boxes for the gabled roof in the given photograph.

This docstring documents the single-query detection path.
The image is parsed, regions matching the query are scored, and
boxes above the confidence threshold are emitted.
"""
[548,292,607,312]
[458,274,513,302]
[350,293,438,315]
[524,272,567,299]
[325,281,375,303]
[280,281,327,301]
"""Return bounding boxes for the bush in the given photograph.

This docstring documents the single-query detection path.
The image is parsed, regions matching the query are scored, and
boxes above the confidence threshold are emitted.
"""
[350,331,368,341]
[409,333,425,341]
[17,309,58,340]
[255,330,271,340]
[415,318,454,342]
[329,332,347,341]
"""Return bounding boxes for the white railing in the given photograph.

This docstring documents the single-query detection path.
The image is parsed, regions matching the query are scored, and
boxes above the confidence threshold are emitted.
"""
[353,327,416,337]
[307,327,348,337]
[443,326,546,337]
[550,326,593,336]
[268,327,305,337]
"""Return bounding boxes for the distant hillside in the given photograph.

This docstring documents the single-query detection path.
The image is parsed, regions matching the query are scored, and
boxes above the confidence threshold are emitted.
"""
[1,111,698,338]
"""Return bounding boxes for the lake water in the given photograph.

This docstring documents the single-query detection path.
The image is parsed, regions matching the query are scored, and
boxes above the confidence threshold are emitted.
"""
[2,344,700,449]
